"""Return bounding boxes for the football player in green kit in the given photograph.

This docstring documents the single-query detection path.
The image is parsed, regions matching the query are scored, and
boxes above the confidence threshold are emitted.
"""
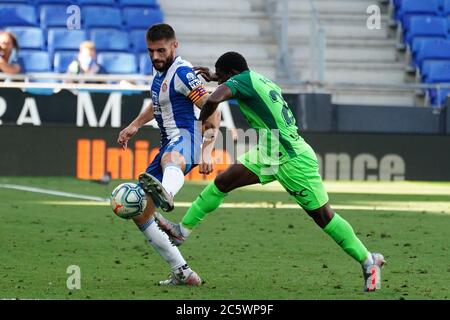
[144,51,385,292]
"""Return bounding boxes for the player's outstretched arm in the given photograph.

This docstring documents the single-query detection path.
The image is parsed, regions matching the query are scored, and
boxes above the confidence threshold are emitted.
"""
[199,84,233,122]
[117,103,155,150]
[198,109,221,174]
[193,66,218,82]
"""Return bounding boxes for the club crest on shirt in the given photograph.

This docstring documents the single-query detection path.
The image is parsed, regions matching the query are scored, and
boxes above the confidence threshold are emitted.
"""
[162,81,168,92]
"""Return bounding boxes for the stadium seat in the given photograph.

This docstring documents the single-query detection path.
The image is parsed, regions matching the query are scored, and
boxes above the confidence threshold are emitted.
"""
[398,0,440,32]
[405,16,447,46]
[77,0,115,6]
[1,0,31,3]
[130,29,147,53]
[5,27,45,50]
[53,50,78,73]
[413,38,450,68]
[97,52,138,74]
[34,0,75,4]
[83,6,122,29]
[426,63,450,83]
[139,53,152,75]
[0,4,38,27]
[421,61,450,82]
[19,50,51,72]
[90,29,129,51]
[122,7,163,29]
[118,0,158,7]
[40,5,73,29]
[443,0,450,16]
[48,28,87,53]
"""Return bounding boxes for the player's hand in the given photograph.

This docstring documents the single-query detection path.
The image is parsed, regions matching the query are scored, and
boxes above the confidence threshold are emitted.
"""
[199,153,213,175]
[117,125,138,150]
[193,66,218,82]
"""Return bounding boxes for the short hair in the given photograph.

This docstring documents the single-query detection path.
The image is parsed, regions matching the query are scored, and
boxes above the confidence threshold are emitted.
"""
[215,52,249,74]
[79,41,95,51]
[146,23,176,42]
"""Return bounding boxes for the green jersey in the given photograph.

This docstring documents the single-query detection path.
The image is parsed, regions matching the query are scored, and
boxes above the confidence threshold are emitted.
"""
[224,70,309,164]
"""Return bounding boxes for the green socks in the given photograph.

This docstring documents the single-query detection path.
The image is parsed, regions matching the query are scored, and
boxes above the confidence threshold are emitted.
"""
[323,213,370,263]
[181,182,228,229]
[181,184,369,265]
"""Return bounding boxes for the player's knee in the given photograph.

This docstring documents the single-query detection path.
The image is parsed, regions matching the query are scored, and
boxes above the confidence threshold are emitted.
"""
[161,151,186,171]
[214,174,231,193]
[305,203,334,228]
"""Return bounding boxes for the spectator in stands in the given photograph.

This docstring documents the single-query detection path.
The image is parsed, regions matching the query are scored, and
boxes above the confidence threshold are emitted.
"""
[67,41,106,77]
[0,31,22,74]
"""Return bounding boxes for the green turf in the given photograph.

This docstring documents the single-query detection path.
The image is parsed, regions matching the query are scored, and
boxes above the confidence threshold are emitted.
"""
[0,177,449,300]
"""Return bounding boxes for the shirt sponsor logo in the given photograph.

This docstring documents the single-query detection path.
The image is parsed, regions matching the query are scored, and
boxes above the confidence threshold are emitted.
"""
[188,78,202,88]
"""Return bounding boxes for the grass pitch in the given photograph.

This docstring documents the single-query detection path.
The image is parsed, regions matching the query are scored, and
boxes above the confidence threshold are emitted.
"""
[0,177,449,300]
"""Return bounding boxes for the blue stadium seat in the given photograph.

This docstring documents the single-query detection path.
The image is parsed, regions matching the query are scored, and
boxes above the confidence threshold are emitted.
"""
[19,50,51,72]
[40,5,73,28]
[398,0,440,31]
[0,4,38,27]
[443,0,450,16]
[426,63,450,83]
[53,50,78,73]
[48,28,87,53]
[412,38,450,68]
[83,6,122,29]
[5,27,45,50]
[426,63,450,106]
[123,7,163,29]
[139,53,152,75]
[1,0,31,3]
[421,61,450,82]
[118,0,158,7]
[405,16,447,46]
[77,0,115,5]
[97,52,137,74]
[34,0,75,4]
[130,29,147,53]
[90,29,129,51]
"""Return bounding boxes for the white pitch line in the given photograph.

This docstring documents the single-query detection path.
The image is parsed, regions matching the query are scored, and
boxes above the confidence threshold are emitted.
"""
[38,200,450,215]
[2,183,450,215]
[0,183,108,202]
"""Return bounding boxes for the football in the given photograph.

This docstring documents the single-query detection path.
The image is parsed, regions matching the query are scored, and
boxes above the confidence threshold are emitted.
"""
[110,182,147,219]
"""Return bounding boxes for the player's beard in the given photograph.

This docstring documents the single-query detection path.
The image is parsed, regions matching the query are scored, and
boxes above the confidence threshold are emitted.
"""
[152,54,175,72]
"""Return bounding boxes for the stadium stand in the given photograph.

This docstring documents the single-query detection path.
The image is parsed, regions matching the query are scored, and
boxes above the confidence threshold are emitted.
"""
[19,50,51,72]
[392,0,450,106]
[1,0,449,107]
[0,0,161,76]
[97,52,137,74]
[5,26,45,50]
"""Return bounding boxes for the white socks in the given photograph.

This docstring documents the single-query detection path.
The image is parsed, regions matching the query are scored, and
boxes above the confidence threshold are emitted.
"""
[161,165,185,197]
[362,252,374,268]
[138,218,188,272]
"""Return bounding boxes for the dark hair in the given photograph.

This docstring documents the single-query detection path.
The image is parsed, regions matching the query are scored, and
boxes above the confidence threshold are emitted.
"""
[215,52,249,74]
[146,23,176,42]
[1,31,19,52]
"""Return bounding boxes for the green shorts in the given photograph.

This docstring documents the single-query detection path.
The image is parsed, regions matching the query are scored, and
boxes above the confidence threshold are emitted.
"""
[238,144,329,211]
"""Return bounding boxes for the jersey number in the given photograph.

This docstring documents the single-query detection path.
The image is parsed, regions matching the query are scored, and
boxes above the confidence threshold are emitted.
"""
[269,90,295,126]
